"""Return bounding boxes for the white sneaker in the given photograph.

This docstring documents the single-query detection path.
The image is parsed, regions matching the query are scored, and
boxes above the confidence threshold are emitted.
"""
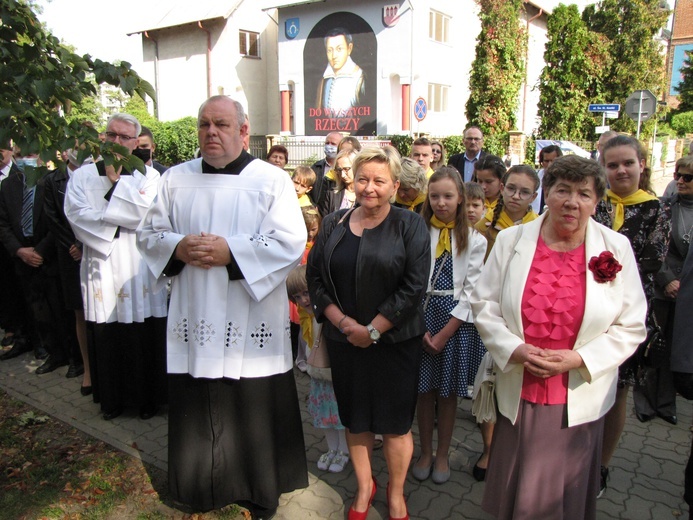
[328,451,350,473]
[317,450,337,471]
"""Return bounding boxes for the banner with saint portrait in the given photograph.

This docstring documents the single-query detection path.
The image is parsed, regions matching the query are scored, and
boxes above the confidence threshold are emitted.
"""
[303,12,377,136]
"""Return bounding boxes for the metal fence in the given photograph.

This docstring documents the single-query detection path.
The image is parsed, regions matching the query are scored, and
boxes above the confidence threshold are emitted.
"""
[250,135,392,168]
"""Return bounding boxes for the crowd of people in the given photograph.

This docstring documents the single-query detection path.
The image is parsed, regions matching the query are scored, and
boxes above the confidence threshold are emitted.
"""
[0,99,691,520]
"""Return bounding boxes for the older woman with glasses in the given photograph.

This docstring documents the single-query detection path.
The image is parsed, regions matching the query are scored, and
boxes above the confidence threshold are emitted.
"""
[430,140,446,171]
[632,155,691,432]
[319,149,357,218]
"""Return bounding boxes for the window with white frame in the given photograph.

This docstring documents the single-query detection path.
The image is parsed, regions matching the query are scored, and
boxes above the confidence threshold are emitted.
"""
[428,83,449,112]
[429,10,450,44]
[239,30,260,58]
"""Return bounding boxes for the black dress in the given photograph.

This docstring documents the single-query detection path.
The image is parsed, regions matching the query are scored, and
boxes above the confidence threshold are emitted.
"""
[323,221,424,435]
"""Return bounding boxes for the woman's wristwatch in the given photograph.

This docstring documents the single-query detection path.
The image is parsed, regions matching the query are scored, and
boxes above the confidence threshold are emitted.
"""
[367,323,381,342]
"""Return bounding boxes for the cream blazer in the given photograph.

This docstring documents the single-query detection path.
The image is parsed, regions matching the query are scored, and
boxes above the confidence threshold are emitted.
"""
[427,226,487,322]
[470,213,647,427]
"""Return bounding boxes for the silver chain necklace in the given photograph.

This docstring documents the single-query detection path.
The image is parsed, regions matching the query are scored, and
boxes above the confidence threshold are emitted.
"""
[679,205,693,245]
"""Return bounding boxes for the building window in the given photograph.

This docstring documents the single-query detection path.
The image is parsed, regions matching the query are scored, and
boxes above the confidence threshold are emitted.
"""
[428,83,449,112]
[239,30,260,58]
[429,10,450,44]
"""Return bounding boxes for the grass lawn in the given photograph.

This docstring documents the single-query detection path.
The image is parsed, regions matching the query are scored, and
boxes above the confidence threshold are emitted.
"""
[0,389,245,520]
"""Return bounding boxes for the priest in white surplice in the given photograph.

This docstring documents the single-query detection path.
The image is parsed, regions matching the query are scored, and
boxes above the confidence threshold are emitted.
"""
[137,96,308,517]
[65,113,168,422]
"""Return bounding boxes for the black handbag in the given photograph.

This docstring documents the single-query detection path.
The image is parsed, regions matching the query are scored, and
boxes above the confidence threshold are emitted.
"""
[637,303,669,369]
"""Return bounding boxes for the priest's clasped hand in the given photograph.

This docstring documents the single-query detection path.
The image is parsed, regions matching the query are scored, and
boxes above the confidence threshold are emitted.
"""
[175,232,232,269]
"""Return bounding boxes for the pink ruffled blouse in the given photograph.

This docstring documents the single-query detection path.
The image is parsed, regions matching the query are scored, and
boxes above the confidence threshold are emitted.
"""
[520,237,586,404]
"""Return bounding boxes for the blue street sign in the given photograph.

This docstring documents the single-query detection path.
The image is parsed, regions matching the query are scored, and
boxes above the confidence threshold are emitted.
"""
[414,97,427,122]
[588,104,621,112]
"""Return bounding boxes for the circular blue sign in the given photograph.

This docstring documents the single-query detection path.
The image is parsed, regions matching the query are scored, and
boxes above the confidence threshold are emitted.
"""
[414,97,427,121]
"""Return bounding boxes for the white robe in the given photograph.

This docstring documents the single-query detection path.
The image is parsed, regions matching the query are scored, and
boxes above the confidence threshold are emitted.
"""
[136,158,306,380]
[64,163,167,324]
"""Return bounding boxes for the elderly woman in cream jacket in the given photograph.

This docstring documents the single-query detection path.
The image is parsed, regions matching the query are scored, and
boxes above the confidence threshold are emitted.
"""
[470,156,647,520]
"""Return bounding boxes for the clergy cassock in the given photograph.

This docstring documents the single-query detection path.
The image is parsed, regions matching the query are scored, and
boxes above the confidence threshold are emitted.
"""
[64,162,168,414]
[137,152,309,512]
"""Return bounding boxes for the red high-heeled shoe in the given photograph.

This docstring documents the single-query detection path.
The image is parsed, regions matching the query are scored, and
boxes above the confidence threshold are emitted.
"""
[386,482,409,520]
[347,478,377,520]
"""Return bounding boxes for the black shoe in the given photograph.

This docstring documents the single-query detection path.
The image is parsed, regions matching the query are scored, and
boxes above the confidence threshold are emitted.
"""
[139,404,159,420]
[657,413,678,425]
[0,340,33,360]
[35,356,69,375]
[66,363,84,379]
[80,385,93,396]
[1,334,16,346]
[102,407,123,421]
[472,455,487,482]
[241,502,277,520]
[635,411,654,423]
[598,466,609,498]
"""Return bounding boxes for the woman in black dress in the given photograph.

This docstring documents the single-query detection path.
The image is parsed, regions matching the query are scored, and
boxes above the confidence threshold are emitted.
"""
[307,146,430,520]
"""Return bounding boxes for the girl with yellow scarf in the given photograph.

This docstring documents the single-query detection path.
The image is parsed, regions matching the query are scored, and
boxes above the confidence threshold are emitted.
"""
[473,154,506,213]
[593,134,670,498]
[475,165,540,261]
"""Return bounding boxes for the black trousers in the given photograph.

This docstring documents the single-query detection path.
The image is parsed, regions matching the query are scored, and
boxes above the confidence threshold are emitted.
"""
[0,247,29,335]
[14,259,74,360]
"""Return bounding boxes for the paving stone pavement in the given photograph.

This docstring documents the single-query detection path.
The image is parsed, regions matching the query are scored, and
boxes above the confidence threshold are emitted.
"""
[0,351,690,520]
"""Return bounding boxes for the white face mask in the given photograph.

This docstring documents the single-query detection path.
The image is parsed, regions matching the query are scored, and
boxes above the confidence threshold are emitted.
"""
[324,144,338,159]
[15,157,38,171]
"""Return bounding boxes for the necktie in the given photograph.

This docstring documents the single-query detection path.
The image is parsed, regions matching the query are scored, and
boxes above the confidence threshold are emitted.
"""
[21,185,36,238]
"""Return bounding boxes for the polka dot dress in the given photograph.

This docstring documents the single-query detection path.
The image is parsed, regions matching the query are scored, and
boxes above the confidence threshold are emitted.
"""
[418,253,486,398]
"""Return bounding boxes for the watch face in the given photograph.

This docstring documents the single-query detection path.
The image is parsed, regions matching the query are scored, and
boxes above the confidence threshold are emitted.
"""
[369,326,380,340]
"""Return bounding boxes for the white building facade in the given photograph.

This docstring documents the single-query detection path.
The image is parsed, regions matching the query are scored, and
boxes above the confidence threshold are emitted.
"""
[131,0,593,137]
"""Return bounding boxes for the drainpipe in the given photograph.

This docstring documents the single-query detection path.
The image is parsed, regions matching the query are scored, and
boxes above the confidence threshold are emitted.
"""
[522,6,543,132]
[402,85,411,132]
[144,31,160,119]
[198,21,212,98]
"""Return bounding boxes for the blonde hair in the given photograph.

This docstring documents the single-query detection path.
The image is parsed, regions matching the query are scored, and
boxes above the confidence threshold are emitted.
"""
[292,165,316,187]
[352,145,402,183]
[333,149,357,190]
[399,157,427,192]
[286,265,308,302]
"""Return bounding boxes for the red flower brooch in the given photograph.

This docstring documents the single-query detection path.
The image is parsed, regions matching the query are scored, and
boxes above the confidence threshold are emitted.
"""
[588,251,622,283]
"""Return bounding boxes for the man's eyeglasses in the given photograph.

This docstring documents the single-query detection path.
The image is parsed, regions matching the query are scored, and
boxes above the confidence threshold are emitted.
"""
[335,166,352,174]
[105,131,137,143]
[675,171,693,183]
[503,185,534,200]
[465,137,483,142]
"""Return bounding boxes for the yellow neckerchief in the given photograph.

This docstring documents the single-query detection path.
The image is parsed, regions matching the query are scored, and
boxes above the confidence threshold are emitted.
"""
[430,215,456,257]
[324,168,337,182]
[298,306,314,348]
[298,194,313,207]
[395,191,427,211]
[484,198,498,212]
[426,167,435,179]
[491,208,538,230]
[606,189,658,231]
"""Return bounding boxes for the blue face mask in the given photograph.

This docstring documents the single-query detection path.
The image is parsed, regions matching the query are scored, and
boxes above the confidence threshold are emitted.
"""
[15,157,38,171]
[324,144,338,160]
